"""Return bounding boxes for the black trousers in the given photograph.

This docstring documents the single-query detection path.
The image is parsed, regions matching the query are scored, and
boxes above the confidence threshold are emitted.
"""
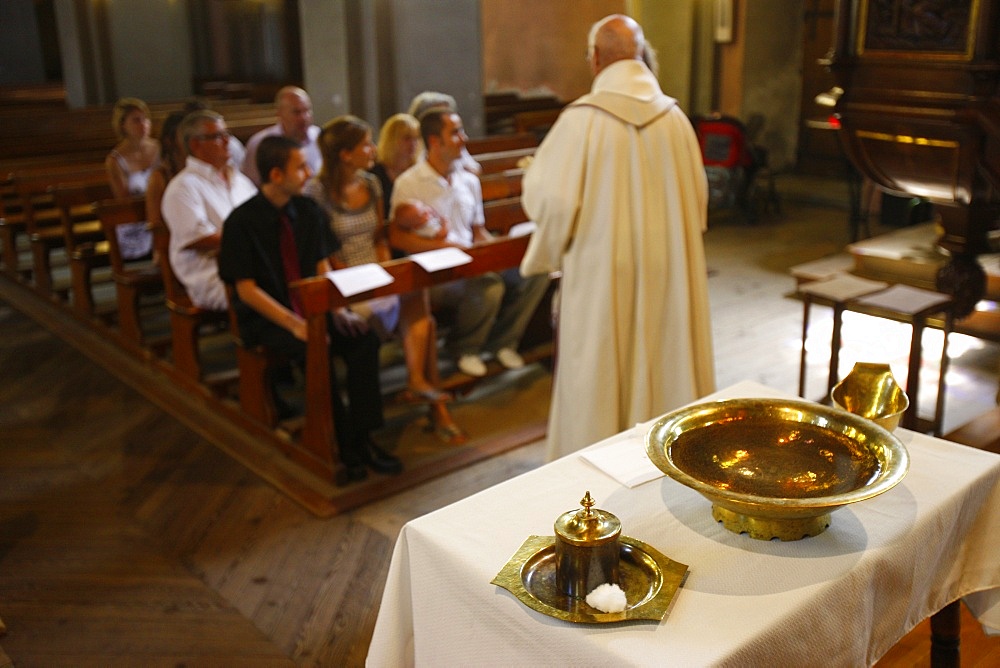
[253,315,384,465]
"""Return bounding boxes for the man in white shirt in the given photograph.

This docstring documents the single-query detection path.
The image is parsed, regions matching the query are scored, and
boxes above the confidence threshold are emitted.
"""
[241,86,323,185]
[161,109,257,310]
[390,109,548,377]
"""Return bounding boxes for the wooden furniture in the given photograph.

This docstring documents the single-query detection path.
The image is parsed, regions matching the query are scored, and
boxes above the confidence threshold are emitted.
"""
[366,380,1000,666]
[150,217,231,385]
[479,168,524,203]
[829,1,1000,316]
[17,169,108,298]
[483,196,530,236]
[797,275,954,435]
[475,147,535,175]
[1,164,104,280]
[291,235,545,481]
[465,132,537,155]
[93,197,165,347]
[50,182,113,315]
[224,285,283,429]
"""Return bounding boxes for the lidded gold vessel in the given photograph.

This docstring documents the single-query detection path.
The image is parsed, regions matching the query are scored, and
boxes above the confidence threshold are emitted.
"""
[553,491,621,598]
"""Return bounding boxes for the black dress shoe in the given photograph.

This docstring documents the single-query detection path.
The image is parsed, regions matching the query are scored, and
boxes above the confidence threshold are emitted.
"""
[335,462,368,487]
[363,440,403,475]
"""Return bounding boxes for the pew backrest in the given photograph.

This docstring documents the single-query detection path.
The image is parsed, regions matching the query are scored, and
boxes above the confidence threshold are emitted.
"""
[51,182,114,253]
[93,196,147,275]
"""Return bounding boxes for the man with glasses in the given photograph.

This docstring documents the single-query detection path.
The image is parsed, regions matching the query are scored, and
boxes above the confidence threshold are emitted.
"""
[161,109,257,310]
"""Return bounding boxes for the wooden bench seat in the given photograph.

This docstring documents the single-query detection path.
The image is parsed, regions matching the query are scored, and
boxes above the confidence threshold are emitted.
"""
[484,196,530,235]
[51,182,116,312]
[94,198,166,349]
[475,147,536,175]
[479,169,524,203]
[7,167,108,292]
[289,234,553,481]
[466,133,537,155]
[151,217,234,389]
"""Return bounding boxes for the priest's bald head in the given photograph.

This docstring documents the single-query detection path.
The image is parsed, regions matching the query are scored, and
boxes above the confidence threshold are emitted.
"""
[587,14,644,76]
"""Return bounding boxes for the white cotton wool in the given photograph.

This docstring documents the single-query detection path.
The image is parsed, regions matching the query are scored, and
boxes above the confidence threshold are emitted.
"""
[585,582,627,613]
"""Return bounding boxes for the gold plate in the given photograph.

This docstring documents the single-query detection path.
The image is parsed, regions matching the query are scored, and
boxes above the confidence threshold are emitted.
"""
[645,398,909,541]
[491,535,688,623]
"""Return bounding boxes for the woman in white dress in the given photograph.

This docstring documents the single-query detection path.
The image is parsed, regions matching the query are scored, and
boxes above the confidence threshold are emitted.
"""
[105,97,160,259]
[105,97,160,199]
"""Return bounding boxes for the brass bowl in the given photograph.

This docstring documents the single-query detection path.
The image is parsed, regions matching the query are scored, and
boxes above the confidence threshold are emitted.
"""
[831,362,909,432]
[645,398,909,541]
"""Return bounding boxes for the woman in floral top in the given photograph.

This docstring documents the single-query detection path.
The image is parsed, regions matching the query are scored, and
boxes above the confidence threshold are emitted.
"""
[306,115,465,444]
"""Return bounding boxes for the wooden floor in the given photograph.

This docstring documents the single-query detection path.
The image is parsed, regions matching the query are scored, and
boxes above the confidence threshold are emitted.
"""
[2,176,999,665]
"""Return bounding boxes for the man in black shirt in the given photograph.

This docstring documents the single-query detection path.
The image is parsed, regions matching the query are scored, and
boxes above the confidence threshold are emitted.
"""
[219,135,401,484]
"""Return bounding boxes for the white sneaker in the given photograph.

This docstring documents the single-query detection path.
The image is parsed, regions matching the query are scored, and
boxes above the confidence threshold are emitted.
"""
[458,354,487,377]
[496,347,525,370]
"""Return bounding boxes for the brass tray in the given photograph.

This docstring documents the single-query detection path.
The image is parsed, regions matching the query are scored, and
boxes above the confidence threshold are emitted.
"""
[491,534,688,623]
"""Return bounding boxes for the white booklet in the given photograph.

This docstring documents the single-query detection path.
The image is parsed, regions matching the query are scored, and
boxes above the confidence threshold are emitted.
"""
[325,264,394,298]
[411,247,473,272]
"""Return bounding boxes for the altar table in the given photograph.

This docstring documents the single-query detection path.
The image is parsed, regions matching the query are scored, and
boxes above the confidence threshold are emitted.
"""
[366,381,1000,667]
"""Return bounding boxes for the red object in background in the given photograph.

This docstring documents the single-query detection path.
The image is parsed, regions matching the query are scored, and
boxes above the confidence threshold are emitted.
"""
[827,115,841,129]
[693,116,752,168]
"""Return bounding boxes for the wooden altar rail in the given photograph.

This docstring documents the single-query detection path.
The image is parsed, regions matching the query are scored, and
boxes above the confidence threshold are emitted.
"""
[290,234,534,480]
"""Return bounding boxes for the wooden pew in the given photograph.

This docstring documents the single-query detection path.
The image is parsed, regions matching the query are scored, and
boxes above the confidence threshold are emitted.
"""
[224,286,284,429]
[290,235,545,481]
[50,182,114,315]
[1,162,106,279]
[94,198,166,349]
[150,217,234,388]
[514,108,563,137]
[10,167,108,296]
[484,196,530,236]
[479,169,524,204]
[475,147,536,175]
[466,133,537,155]
[484,93,564,135]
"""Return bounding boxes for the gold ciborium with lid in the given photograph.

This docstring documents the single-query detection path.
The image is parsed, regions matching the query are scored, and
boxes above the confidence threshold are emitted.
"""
[553,491,621,598]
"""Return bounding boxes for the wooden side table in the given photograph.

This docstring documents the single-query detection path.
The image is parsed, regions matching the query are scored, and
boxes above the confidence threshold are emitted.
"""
[798,275,954,435]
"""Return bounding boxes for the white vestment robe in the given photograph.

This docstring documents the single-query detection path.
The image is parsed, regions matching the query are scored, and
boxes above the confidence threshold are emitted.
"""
[521,59,715,460]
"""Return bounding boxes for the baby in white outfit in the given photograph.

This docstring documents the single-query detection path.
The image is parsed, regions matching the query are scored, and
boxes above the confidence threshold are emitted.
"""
[394,199,447,240]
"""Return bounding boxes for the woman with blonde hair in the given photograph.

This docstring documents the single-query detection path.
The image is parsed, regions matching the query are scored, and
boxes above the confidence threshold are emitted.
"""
[105,97,160,199]
[305,115,466,444]
[369,113,421,215]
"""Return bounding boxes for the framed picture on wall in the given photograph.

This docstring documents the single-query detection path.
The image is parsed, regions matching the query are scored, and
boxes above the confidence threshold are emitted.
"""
[855,0,979,60]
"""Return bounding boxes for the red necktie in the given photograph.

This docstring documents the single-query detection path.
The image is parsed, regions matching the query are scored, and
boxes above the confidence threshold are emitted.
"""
[278,212,304,316]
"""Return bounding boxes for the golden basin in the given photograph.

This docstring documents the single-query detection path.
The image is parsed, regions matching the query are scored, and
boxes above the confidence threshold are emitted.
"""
[645,398,909,541]
[831,362,909,432]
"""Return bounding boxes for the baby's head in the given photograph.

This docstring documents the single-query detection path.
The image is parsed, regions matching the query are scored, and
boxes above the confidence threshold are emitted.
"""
[395,199,437,230]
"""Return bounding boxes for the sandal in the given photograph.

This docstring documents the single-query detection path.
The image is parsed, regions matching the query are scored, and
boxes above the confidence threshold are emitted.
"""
[401,386,453,404]
[432,421,469,446]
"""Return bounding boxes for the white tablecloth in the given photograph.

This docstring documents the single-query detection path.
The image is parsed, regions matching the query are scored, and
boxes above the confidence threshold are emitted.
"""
[367,381,1000,667]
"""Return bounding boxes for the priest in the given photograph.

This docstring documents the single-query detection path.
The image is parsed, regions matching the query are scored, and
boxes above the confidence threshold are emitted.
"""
[520,13,715,460]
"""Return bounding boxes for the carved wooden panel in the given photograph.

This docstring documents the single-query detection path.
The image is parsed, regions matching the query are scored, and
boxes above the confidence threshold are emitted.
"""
[857,0,979,58]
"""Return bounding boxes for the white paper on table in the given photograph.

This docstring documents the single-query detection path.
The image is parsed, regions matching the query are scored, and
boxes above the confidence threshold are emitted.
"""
[507,221,537,238]
[411,247,473,272]
[851,283,952,314]
[325,263,394,298]
[580,421,664,488]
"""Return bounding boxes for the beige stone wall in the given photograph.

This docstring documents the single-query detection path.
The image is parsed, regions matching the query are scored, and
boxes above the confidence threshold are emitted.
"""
[481,0,626,102]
